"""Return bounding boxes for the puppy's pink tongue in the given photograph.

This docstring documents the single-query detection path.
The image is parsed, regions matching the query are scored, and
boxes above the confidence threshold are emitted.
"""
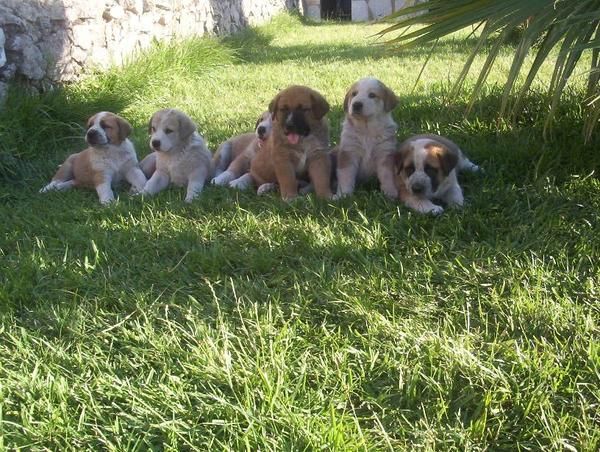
[287,133,300,145]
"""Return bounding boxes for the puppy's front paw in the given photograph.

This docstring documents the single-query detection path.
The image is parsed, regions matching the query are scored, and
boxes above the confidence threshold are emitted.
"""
[382,188,398,199]
[257,183,278,196]
[427,204,444,216]
[40,182,56,193]
[229,178,249,190]
[100,197,116,206]
[332,191,349,201]
[212,171,234,186]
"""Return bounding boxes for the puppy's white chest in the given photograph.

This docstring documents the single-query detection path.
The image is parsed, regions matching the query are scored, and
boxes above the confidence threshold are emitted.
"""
[92,146,132,175]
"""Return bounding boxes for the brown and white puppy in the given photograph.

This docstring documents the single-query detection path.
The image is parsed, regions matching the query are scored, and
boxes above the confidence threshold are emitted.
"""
[211,111,272,189]
[139,109,212,203]
[40,111,146,204]
[335,77,399,199]
[392,134,480,215]
[250,85,332,200]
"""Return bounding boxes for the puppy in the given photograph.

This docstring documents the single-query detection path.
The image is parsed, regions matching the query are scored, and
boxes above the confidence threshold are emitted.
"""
[211,111,272,189]
[40,111,146,204]
[335,77,399,199]
[392,134,480,215]
[250,85,332,200]
[139,109,212,203]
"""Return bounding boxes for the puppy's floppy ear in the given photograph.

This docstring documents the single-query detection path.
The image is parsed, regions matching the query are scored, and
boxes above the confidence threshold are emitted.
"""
[268,93,280,120]
[115,115,132,142]
[381,82,399,113]
[86,113,98,129]
[177,111,197,139]
[148,110,162,135]
[343,85,354,113]
[310,89,330,120]
[394,143,411,174]
[434,145,459,176]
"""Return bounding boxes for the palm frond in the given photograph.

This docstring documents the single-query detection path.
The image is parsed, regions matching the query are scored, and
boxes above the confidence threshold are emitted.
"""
[379,0,600,141]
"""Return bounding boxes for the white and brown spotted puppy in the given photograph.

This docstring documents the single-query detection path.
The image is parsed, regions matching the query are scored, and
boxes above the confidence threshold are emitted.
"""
[139,109,212,203]
[250,85,332,200]
[335,77,399,199]
[40,111,146,204]
[211,111,272,189]
[392,134,480,215]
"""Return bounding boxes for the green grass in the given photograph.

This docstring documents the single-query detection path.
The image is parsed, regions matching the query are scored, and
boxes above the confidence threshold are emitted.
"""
[1,13,599,450]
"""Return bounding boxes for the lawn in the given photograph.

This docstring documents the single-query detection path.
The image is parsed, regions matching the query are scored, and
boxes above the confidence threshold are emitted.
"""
[1,13,599,451]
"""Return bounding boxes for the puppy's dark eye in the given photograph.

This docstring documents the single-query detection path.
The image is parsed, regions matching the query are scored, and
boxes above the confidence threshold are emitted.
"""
[352,91,358,97]
[165,128,173,134]
[368,93,377,99]
[405,164,415,176]
[425,164,438,179]
[100,121,111,129]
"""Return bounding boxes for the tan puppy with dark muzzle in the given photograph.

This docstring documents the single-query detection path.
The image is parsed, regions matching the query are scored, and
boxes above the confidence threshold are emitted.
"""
[250,85,332,200]
[211,111,272,189]
[392,134,480,215]
[40,111,146,204]
[335,77,399,199]
[139,109,212,203]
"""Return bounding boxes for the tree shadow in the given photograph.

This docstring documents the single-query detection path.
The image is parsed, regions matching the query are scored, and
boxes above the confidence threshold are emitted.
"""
[222,23,482,65]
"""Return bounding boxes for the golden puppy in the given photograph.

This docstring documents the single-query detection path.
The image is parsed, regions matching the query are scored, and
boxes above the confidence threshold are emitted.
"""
[335,77,399,199]
[392,134,480,215]
[211,111,272,189]
[139,109,212,203]
[250,85,332,200]
[40,111,146,204]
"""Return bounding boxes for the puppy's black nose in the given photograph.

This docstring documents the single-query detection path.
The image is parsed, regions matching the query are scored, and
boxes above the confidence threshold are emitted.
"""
[152,139,161,149]
[352,102,363,112]
[257,126,266,136]
[412,183,425,194]
[86,129,98,138]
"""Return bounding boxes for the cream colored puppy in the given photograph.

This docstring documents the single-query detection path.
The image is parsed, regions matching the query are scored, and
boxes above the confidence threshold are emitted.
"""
[211,111,272,189]
[393,134,480,215]
[40,111,146,204]
[139,109,212,203]
[335,77,399,199]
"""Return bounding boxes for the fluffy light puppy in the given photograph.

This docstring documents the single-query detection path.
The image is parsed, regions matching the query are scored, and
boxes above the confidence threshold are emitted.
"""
[40,111,146,204]
[335,77,399,199]
[211,111,272,189]
[139,109,212,203]
[393,134,480,215]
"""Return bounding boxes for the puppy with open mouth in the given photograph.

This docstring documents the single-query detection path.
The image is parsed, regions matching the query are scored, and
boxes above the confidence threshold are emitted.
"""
[139,109,213,203]
[335,77,400,199]
[250,85,332,200]
[392,134,480,215]
[40,111,147,204]
[211,111,272,190]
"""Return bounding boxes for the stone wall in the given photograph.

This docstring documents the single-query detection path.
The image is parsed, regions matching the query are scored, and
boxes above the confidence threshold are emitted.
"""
[0,0,300,97]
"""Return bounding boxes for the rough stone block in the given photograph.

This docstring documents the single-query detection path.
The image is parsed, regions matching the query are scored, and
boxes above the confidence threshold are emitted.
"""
[369,0,393,19]
[352,1,369,21]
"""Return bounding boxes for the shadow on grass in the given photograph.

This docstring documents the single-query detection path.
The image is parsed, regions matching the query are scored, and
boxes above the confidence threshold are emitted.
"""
[221,23,482,65]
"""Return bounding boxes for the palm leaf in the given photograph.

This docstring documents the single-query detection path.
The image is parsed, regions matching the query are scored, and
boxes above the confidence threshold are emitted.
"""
[379,0,600,141]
